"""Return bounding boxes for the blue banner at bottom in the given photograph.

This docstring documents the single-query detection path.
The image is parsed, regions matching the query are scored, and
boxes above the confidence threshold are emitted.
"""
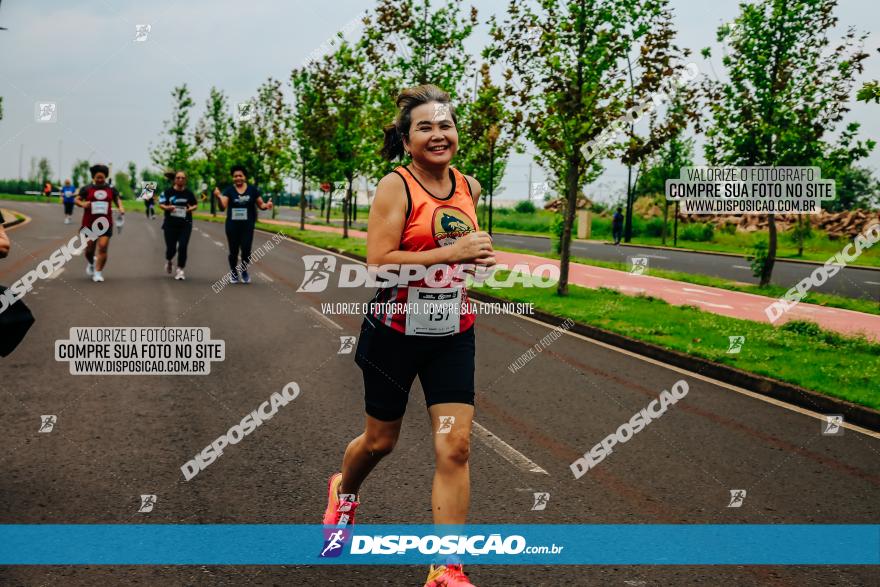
[0,525,876,565]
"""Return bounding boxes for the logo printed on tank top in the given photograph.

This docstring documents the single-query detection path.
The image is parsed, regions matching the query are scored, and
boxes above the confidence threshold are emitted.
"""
[431,205,475,247]
[94,189,108,200]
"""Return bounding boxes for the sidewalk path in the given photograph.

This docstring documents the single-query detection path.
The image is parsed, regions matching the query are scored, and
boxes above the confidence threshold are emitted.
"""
[260,219,880,342]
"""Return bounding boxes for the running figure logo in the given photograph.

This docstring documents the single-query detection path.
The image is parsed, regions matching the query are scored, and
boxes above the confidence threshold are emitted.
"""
[629,257,648,275]
[531,492,550,511]
[727,336,745,354]
[437,416,455,434]
[337,336,356,354]
[138,494,157,513]
[38,415,57,433]
[337,494,356,512]
[431,103,451,122]
[320,528,349,558]
[134,24,151,42]
[822,414,844,436]
[35,102,57,123]
[236,102,254,123]
[727,489,746,508]
[298,255,337,292]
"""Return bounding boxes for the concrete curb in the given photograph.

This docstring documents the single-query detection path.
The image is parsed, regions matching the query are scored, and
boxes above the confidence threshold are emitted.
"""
[1,208,26,229]
[252,224,879,433]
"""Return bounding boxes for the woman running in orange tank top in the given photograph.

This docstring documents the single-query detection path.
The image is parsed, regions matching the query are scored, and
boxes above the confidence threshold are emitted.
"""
[322,84,495,587]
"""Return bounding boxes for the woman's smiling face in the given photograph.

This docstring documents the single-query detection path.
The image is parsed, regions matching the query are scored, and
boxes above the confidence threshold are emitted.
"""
[404,101,458,165]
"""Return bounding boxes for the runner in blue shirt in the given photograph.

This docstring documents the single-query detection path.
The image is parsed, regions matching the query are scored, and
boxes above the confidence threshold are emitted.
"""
[60,179,77,225]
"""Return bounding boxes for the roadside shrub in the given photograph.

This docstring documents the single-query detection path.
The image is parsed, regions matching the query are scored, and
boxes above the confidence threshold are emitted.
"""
[514,200,537,214]
[680,222,714,242]
[644,217,668,237]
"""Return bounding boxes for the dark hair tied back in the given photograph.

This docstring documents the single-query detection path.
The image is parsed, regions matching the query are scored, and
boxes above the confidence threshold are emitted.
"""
[380,84,455,161]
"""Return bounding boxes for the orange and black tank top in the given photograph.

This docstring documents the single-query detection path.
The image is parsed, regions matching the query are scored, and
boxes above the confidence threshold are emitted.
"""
[368,165,479,335]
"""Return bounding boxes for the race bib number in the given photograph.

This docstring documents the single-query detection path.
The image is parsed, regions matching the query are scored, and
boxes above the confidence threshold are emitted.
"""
[231,208,248,221]
[91,201,109,215]
[171,207,187,218]
[405,287,462,336]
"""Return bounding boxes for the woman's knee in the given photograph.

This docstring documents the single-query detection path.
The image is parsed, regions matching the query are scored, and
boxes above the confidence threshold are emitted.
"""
[364,430,398,458]
[436,431,470,466]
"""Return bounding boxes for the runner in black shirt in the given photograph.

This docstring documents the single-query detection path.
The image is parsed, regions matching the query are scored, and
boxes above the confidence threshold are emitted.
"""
[212,165,273,284]
[158,171,198,280]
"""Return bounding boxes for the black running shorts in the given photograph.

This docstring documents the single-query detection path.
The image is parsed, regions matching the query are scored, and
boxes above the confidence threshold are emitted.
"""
[354,315,475,421]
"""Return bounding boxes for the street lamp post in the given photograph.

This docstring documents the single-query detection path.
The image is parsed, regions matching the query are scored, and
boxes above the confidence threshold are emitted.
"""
[487,124,499,236]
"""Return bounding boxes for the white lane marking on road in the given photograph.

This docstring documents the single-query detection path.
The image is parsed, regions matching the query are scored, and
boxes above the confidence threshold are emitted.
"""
[643,254,669,260]
[213,241,225,247]
[865,281,880,286]
[252,224,880,441]
[257,271,274,283]
[309,306,343,330]
[686,298,734,309]
[471,421,549,475]
[504,308,880,440]
[733,265,752,270]
[682,287,724,297]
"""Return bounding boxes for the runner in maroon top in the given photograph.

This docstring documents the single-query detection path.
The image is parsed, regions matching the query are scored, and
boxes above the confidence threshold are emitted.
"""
[75,164,125,283]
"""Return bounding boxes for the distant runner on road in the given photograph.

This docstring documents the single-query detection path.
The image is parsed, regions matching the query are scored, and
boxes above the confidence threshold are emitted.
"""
[75,164,124,283]
[60,179,76,224]
[212,165,273,284]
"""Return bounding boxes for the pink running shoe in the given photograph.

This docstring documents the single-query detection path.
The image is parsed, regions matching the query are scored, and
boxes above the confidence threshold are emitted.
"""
[424,564,476,586]
[322,472,360,526]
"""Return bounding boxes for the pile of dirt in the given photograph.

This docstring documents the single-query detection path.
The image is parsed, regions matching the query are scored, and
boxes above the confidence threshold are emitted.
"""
[543,195,592,212]
[680,209,879,239]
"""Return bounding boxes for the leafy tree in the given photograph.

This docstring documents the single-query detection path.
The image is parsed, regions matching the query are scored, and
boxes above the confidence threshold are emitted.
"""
[637,133,694,244]
[310,42,373,237]
[290,67,320,229]
[360,0,479,185]
[487,0,672,295]
[127,162,138,193]
[857,80,880,104]
[821,165,880,211]
[151,85,196,176]
[71,159,90,187]
[361,0,477,93]
[227,79,294,219]
[454,62,518,231]
[34,157,53,186]
[194,87,234,194]
[617,3,699,242]
[114,171,133,199]
[291,63,340,228]
[701,0,871,286]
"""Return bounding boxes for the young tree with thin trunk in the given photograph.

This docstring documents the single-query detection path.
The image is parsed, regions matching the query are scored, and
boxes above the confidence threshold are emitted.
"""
[487,0,671,296]
[702,0,870,286]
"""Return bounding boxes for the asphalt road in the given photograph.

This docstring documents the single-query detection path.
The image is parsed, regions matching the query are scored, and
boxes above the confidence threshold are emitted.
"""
[1,200,877,586]
[272,207,879,301]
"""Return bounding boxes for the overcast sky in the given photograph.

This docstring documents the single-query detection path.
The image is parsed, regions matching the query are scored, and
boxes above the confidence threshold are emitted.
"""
[1,0,877,204]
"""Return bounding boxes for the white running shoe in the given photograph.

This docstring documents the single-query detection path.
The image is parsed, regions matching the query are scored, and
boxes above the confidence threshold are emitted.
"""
[174,268,185,281]
[64,217,71,224]
[86,263,95,276]
[92,272,104,283]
